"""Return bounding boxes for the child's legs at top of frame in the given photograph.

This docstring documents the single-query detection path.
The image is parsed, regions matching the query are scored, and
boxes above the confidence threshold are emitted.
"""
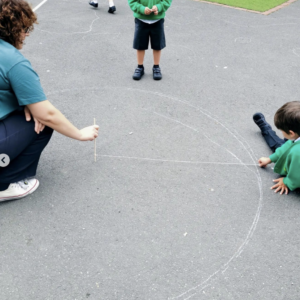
[90,0,114,4]
[89,0,116,10]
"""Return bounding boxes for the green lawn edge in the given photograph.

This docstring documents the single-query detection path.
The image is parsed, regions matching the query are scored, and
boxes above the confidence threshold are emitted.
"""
[201,0,289,12]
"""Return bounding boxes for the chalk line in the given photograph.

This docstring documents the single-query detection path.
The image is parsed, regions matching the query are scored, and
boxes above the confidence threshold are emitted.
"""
[45,86,263,299]
[153,111,258,170]
[33,0,48,12]
[292,48,300,57]
[98,154,258,166]
[36,11,100,35]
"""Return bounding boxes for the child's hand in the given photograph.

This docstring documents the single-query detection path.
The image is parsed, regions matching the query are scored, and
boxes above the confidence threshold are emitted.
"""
[151,5,158,15]
[271,177,289,195]
[144,7,152,15]
[258,157,271,168]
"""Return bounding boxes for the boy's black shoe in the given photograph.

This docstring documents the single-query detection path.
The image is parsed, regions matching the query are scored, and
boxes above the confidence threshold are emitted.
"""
[153,67,162,80]
[133,67,144,80]
[253,113,272,131]
[108,6,116,13]
[89,1,98,8]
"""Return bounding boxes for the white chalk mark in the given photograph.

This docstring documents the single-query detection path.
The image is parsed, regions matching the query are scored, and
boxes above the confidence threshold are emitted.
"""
[154,112,199,132]
[234,37,252,44]
[33,0,47,11]
[183,293,197,300]
[45,86,263,300]
[98,154,258,166]
[154,111,256,171]
[150,110,260,176]
[221,266,229,274]
[82,32,121,40]
[170,129,263,300]
[250,23,297,28]
[37,11,100,35]
[157,116,262,300]
[94,118,97,162]
[292,48,300,57]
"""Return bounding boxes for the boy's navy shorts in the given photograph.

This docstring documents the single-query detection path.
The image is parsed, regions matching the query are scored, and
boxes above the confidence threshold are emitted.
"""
[133,18,166,51]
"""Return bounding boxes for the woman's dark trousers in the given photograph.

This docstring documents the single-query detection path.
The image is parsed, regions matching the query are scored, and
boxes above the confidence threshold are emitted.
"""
[0,110,53,191]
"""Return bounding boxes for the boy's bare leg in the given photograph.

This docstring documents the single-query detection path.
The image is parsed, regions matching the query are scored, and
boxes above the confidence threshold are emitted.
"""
[153,50,161,65]
[137,50,146,65]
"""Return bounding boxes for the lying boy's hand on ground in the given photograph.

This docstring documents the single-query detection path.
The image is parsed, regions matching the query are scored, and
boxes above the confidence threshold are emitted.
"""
[271,178,289,195]
[145,7,152,15]
[258,157,271,167]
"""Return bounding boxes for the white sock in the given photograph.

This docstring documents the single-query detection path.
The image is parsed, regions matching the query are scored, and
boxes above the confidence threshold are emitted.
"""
[92,0,98,3]
[109,0,114,7]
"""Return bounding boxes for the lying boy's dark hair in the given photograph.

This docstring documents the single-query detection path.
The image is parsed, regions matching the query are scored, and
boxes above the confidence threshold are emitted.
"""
[274,101,300,135]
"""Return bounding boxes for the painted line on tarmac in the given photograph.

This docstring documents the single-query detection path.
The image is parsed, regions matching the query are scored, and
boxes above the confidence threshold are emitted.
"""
[33,0,48,12]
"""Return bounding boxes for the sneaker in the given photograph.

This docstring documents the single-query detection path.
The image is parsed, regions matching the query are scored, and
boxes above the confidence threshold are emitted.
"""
[89,1,98,8]
[153,67,162,80]
[0,178,39,202]
[132,67,144,80]
[108,6,116,13]
[253,113,272,131]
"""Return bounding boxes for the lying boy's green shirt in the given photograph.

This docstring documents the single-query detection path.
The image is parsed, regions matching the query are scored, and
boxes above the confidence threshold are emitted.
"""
[269,140,300,191]
[128,0,172,20]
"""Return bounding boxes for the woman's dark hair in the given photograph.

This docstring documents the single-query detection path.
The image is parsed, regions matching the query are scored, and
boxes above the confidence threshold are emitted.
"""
[0,0,37,48]
[274,101,300,135]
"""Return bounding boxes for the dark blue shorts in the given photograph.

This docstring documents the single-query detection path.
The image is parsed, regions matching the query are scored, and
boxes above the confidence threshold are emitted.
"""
[133,18,166,51]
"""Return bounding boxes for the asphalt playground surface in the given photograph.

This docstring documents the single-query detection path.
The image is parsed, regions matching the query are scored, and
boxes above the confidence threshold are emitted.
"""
[1,0,300,299]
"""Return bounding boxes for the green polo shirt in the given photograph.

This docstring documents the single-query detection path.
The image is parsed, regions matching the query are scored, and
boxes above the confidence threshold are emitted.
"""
[0,39,46,120]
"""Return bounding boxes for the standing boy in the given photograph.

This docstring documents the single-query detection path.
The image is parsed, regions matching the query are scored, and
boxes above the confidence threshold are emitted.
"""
[128,0,172,80]
[253,101,300,195]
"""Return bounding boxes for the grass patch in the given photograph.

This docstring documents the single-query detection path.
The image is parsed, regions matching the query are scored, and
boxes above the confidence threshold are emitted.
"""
[201,0,290,12]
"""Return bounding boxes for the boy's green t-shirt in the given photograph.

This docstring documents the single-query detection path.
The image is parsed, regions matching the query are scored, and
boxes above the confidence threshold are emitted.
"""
[269,140,300,191]
[128,0,172,20]
[0,40,46,120]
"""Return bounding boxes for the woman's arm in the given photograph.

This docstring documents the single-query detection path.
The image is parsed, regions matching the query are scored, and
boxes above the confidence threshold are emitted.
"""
[27,100,99,141]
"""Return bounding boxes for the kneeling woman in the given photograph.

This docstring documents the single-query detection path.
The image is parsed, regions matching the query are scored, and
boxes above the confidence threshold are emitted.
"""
[0,0,99,201]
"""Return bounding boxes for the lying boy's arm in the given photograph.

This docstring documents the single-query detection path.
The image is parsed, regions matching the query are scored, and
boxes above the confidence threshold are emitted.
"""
[258,157,271,167]
[269,140,292,163]
[156,0,172,13]
[128,0,146,15]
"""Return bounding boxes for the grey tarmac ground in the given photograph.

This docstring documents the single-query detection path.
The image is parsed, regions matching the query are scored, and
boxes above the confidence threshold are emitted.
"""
[1,0,300,299]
